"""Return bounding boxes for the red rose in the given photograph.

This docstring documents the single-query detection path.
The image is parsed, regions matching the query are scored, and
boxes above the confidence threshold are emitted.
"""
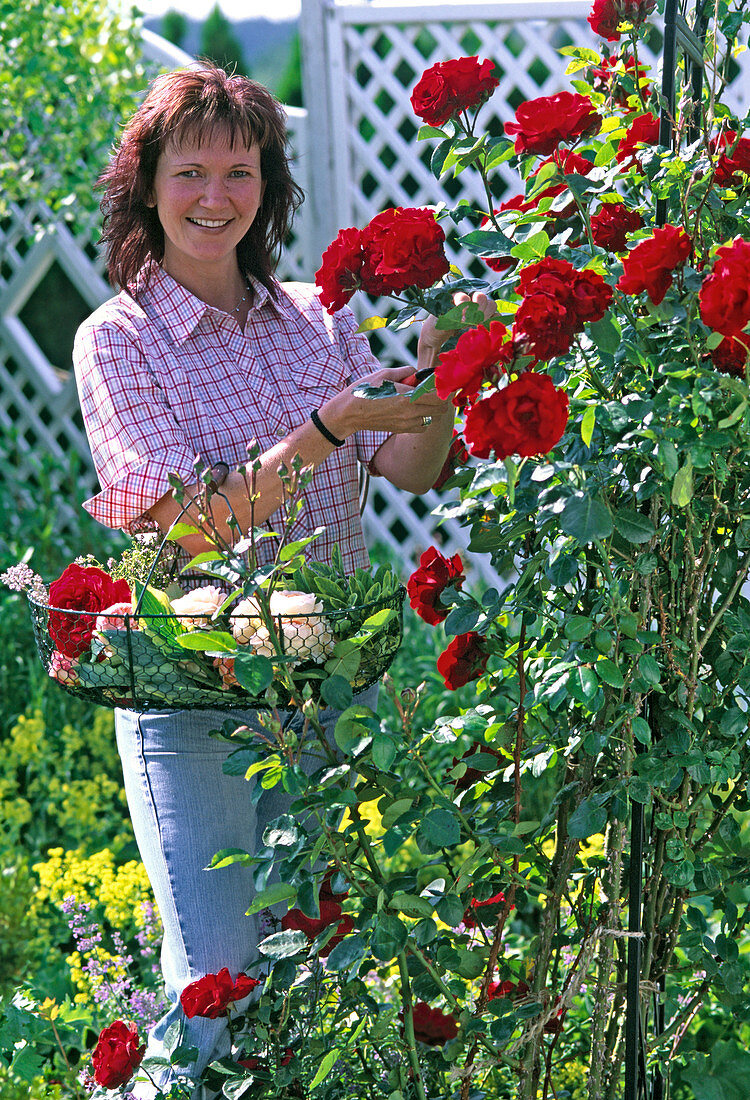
[92,1020,145,1089]
[410,1002,459,1045]
[315,226,366,314]
[48,564,131,659]
[591,55,651,105]
[710,335,749,376]
[432,431,470,490]
[588,0,655,41]
[281,897,354,958]
[617,224,692,305]
[487,978,530,1002]
[513,258,611,360]
[462,891,510,928]
[568,268,614,323]
[515,290,576,361]
[411,56,499,127]
[505,92,600,156]
[361,207,450,295]
[436,321,514,405]
[437,631,488,690]
[616,112,660,169]
[699,238,750,336]
[464,373,569,461]
[713,132,750,185]
[180,968,261,1019]
[407,546,465,626]
[591,202,643,252]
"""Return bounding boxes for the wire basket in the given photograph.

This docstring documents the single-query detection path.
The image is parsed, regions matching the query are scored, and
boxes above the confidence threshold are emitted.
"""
[28,587,406,711]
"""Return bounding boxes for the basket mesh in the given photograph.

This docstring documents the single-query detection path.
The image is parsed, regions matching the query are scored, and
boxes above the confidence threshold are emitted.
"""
[29,588,405,710]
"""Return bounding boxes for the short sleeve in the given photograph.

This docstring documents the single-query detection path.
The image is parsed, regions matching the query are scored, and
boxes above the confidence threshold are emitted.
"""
[74,319,196,533]
[332,306,390,468]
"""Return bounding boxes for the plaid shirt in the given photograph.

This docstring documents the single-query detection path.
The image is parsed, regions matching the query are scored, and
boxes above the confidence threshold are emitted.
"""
[74,266,389,573]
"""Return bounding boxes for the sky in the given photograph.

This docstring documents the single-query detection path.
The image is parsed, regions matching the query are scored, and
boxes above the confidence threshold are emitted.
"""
[138,0,301,20]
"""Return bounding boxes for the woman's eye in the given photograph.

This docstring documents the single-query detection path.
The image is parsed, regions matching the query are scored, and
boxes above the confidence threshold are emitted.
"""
[178,170,199,178]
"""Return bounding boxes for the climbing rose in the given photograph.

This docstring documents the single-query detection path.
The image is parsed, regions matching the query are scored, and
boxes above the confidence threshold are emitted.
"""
[411,56,499,127]
[437,631,488,690]
[410,1002,459,1045]
[180,968,260,1019]
[451,745,503,791]
[713,131,750,185]
[616,112,660,168]
[591,55,651,105]
[699,238,750,336]
[282,899,354,958]
[92,1020,145,1089]
[513,258,612,360]
[505,91,600,156]
[361,206,450,295]
[462,892,510,928]
[617,224,692,305]
[436,320,514,405]
[591,202,643,252]
[407,546,465,625]
[48,564,131,659]
[588,0,656,41]
[464,374,569,461]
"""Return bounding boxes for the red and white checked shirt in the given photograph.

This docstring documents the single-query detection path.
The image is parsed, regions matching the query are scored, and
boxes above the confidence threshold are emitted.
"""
[74,266,389,573]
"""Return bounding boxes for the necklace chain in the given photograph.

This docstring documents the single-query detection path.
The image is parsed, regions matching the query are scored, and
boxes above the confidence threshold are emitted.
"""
[231,282,251,315]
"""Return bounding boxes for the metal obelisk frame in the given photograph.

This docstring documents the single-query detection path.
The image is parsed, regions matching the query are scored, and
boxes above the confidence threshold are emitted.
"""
[624,4,709,1097]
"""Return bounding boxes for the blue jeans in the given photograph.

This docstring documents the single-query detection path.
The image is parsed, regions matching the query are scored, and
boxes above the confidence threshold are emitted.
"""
[115,687,377,1099]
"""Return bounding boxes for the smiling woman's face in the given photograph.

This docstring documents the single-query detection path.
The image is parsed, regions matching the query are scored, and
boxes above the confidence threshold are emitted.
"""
[150,132,264,281]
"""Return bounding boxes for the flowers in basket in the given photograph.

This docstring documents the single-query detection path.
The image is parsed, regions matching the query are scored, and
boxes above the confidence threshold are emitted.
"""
[7,538,404,709]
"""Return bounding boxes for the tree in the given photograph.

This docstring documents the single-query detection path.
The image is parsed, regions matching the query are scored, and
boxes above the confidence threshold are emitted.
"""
[0,0,149,221]
[161,8,188,49]
[198,4,247,75]
[276,30,303,107]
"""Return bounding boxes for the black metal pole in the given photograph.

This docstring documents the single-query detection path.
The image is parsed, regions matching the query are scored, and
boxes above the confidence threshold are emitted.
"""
[656,0,679,228]
[624,798,645,1100]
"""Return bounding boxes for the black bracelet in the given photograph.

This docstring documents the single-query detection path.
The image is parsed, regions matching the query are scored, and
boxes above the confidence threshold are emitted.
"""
[207,461,230,494]
[310,408,345,448]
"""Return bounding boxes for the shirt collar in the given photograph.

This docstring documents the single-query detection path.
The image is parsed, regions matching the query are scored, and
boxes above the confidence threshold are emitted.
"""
[139,264,289,345]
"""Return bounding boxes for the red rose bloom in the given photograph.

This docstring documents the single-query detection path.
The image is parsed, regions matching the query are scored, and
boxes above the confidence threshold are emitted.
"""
[588,0,655,41]
[315,226,366,314]
[710,336,749,376]
[488,978,530,1001]
[515,290,576,361]
[437,631,489,690]
[591,202,643,252]
[436,321,514,405]
[699,238,750,336]
[407,546,465,626]
[462,891,510,928]
[617,224,692,305]
[92,1020,145,1089]
[568,268,614,323]
[361,207,450,295]
[505,92,600,156]
[713,132,750,185]
[464,373,569,461]
[281,897,354,958]
[180,968,261,1019]
[48,564,131,659]
[616,112,660,168]
[432,431,470,490]
[410,1002,459,1045]
[411,56,499,127]
[514,258,612,360]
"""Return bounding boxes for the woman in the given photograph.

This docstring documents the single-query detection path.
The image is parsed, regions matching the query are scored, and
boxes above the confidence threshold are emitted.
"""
[75,65,489,1097]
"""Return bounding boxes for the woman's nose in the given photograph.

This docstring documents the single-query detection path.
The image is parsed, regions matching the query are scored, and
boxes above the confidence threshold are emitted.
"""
[199,176,228,206]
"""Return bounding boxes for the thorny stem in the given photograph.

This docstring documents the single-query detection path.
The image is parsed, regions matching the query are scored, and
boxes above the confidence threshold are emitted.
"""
[397,953,428,1100]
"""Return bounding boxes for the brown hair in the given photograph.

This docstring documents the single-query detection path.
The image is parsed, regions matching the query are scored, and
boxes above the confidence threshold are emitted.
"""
[98,65,304,293]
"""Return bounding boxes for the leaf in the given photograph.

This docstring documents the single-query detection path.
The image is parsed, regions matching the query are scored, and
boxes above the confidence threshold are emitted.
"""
[325,933,367,972]
[419,807,461,848]
[588,313,620,353]
[325,641,361,682]
[320,674,353,711]
[390,892,434,919]
[597,658,624,688]
[233,652,274,695]
[568,798,607,839]
[671,457,694,507]
[370,915,408,960]
[173,630,237,653]
[581,405,596,447]
[257,930,308,959]
[613,508,655,544]
[351,380,399,399]
[560,493,613,543]
[245,883,296,916]
[637,654,661,685]
[309,1048,340,1089]
[459,228,514,256]
[356,315,387,333]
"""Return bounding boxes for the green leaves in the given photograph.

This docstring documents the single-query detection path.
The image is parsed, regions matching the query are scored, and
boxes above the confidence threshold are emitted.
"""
[560,493,613,543]
[233,652,274,695]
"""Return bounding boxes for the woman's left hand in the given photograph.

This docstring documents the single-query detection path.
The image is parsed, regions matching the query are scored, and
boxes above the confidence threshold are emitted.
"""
[417,290,497,365]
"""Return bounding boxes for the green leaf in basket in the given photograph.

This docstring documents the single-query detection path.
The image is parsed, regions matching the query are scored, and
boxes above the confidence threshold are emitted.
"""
[325,640,361,682]
[173,630,237,653]
[233,651,274,695]
[346,607,396,646]
[134,582,184,644]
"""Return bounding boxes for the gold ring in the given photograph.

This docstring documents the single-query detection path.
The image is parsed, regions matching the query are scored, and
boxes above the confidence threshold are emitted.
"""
[422,415,432,426]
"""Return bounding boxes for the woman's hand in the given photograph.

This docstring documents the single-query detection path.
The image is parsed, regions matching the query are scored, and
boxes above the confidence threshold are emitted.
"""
[417,290,497,366]
[321,365,449,439]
